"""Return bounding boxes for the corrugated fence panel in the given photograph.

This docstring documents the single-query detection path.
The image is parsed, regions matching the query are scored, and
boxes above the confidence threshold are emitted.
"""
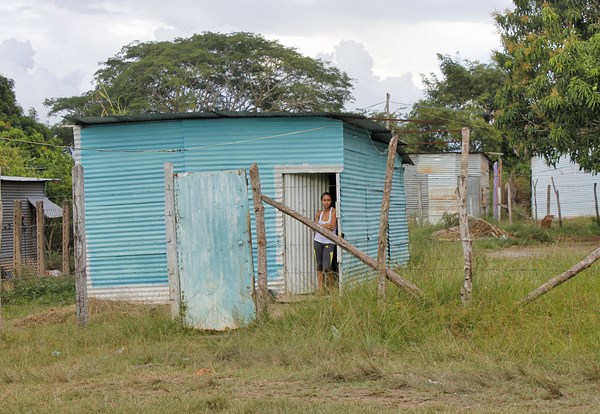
[80,121,185,296]
[340,127,410,288]
[182,117,343,293]
[403,158,429,222]
[0,181,43,271]
[531,156,600,218]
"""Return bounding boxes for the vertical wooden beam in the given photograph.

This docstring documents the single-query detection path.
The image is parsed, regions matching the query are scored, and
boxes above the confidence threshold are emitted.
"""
[492,162,498,219]
[594,183,599,225]
[13,200,22,278]
[164,162,181,319]
[550,177,562,228]
[459,128,474,305]
[249,163,268,319]
[546,184,551,217]
[507,183,513,225]
[417,182,424,226]
[62,200,70,274]
[497,186,502,220]
[72,164,88,326]
[533,179,538,220]
[377,135,398,302]
[36,200,45,276]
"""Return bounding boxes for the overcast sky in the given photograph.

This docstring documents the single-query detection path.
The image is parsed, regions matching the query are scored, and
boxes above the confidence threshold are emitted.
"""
[0,0,513,123]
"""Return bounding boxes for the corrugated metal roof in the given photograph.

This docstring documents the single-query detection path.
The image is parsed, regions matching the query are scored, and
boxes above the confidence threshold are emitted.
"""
[68,111,413,164]
[1,176,59,182]
[28,197,64,218]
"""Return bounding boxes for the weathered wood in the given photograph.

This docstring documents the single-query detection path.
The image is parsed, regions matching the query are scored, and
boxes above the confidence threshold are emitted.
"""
[62,200,70,274]
[521,246,600,305]
[36,200,45,276]
[377,136,398,301]
[0,168,3,330]
[507,183,513,225]
[550,177,562,228]
[595,183,599,225]
[72,164,88,326]
[497,186,502,220]
[259,193,423,298]
[546,184,551,217]
[164,162,180,319]
[249,163,269,318]
[13,199,22,278]
[458,128,474,305]
[533,178,538,220]
[417,182,424,226]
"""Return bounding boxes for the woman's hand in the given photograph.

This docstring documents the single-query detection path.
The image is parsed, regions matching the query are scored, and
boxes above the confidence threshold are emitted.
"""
[324,223,335,231]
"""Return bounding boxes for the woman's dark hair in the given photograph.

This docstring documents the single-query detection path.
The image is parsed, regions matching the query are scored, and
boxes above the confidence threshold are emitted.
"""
[321,192,332,200]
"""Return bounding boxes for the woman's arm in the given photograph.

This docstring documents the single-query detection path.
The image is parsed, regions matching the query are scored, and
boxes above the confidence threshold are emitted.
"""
[325,208,337,231]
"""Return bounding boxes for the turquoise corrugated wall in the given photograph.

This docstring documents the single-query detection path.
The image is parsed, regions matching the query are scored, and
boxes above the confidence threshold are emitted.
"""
[80,117,343,291]
[340,126,410,287]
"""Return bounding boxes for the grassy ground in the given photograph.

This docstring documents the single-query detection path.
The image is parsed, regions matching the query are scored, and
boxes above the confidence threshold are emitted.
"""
[1,219,599,413]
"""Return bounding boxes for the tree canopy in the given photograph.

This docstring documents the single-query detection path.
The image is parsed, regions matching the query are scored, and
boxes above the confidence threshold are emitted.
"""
[494,0,600,172]
[46,32,354,117]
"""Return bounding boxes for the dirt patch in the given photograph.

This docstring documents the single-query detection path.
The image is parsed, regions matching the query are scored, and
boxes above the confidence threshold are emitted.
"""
[487,241,599,259]
[433,218,511,241]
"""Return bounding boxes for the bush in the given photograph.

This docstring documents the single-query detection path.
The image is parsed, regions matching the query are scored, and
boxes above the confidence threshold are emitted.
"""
[1,275,75,305]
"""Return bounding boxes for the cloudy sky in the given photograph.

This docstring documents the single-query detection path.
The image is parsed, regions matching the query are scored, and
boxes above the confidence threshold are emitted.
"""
[0,0,513,123]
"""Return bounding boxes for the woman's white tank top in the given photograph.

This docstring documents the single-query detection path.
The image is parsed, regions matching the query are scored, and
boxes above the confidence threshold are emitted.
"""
[314,208,336,244]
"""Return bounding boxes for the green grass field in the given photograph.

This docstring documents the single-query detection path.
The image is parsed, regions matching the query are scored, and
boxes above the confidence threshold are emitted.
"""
[1,219,599,413]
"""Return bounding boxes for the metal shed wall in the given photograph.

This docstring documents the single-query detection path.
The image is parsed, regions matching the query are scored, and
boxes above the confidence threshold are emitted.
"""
[531,156,600,218]
[79,117,344,301]
[340,127,409,287]
[0,180,43,271]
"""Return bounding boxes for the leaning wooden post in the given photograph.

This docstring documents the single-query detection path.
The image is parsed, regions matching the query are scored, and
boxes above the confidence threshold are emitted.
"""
[36,200,45,276]
[458,128,474,305]
[550,177,562,228]
[546,184,551,217]
[164,162,181,319]
[533,178,538,220]
[62,200,70,274]
[594,183,599,225]
[13,200,22,278]
[249,163,269,319]
[521,246,600,305]
[72,164,88,326]
[376,136,398,302]
[260,194,423,298]
[506,183,513,225]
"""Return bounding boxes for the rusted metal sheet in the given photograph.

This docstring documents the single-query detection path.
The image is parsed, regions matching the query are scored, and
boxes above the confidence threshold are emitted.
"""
[174,170,255,330]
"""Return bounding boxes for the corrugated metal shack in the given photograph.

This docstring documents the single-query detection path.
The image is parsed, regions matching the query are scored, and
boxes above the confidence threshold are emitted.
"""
[0,176,63,275]
[531,156,600,219]
[71,112,413,302]
[404,153,490,224]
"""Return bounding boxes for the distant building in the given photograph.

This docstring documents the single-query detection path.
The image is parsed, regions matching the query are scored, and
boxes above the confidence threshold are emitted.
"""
[531,156,600,219]
[0,176,63,276]
[404,153,490,224]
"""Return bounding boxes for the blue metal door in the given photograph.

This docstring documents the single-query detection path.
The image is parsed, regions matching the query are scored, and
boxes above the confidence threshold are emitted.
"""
[174,170,255,330]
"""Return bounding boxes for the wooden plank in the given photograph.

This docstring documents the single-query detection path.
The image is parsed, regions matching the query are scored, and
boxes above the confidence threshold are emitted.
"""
[164,162,180,319]
[259,193,423,298]
[249,163,268,318]
[72,164,88,326]
[376,136,398,301]
[458,128,474,305]
[62,200,70,274]
[13,199,22,278]
[36,200,45,276]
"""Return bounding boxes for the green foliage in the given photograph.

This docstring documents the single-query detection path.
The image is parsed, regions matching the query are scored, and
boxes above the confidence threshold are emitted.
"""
[1,275,75,305]
[45,32,354,117]
[494,0,600,172]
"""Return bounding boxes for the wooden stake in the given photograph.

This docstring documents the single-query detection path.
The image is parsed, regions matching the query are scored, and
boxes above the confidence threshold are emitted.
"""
[376,136,398,302]
[36,200,45,276]
[249,163,269,318]
[497,186,502,220]
[521,246,600,305]
[550,177,562,227]
[62,200,70,274]
[546,184,551,217]
[533,178,538,220]
[259,193,423,298]
[72,164,88,326]
[13,200,22,278]
[417,182,424,226]
[507,183,513,225]
[458,128,474,305]
[594,183,599,225]
[164,162,181,319]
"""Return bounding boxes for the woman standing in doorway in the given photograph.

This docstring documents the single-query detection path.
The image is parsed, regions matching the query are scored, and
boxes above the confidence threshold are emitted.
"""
[314,192,337,292]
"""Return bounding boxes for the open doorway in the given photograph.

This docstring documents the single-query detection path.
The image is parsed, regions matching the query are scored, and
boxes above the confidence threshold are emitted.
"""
[283,173,338,294]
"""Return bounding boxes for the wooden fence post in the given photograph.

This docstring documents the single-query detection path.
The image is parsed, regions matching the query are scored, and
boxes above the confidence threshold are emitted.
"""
[0,168,3,331]
[507,183,513,225]
[72,165,88,326]
[36,200,45,276]
[62,200,70,274]
[417,182,424,226]
[595,183,599,225]
[13,200,22,278]
[533,178,538,220]
[546,184,551,217]
[550,177,562,227]
[459,128,474,305]
[377,136,398,302]
[249,163,269,319]
[164,162,181,319]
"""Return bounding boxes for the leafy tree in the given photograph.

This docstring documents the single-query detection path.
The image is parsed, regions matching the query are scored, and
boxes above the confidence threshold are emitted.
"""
[494,0,600,172]
[394,54,506,155]
[46,32,354,117]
